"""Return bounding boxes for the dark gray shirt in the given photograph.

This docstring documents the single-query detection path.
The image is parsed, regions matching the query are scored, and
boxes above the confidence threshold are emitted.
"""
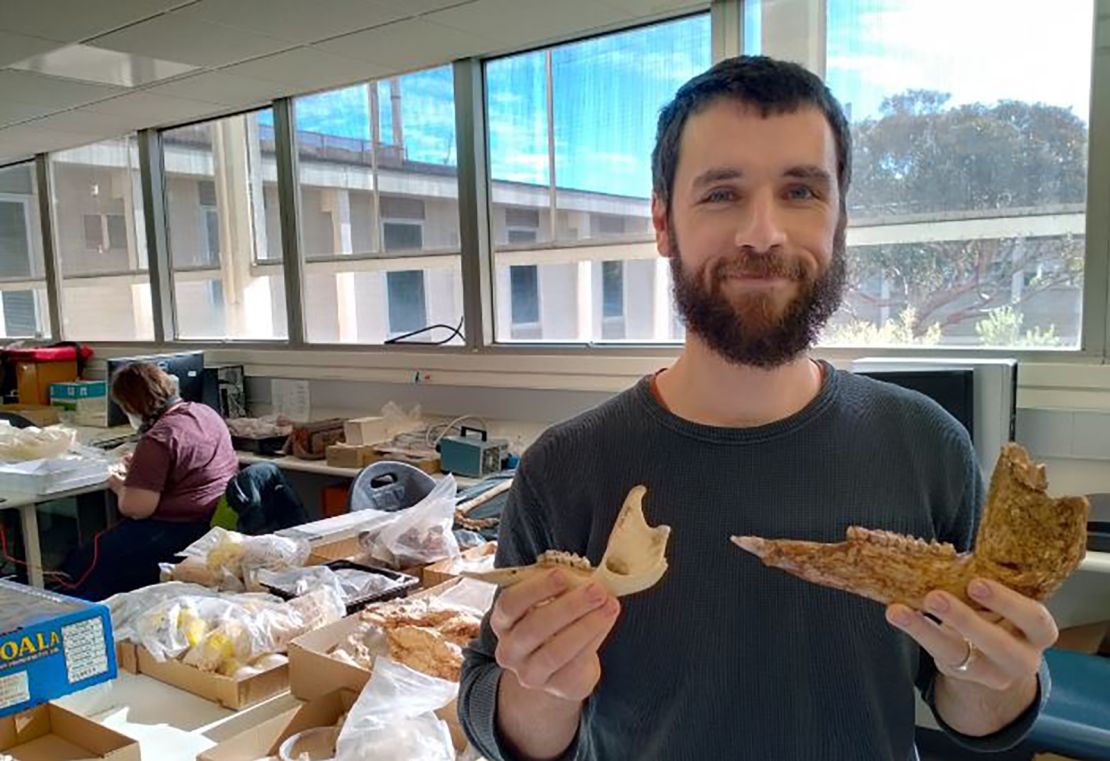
[460,365,1046,760]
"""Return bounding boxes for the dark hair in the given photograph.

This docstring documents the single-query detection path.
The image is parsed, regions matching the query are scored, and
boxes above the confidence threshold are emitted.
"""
[652,55,852,213]
[110,362,177,419]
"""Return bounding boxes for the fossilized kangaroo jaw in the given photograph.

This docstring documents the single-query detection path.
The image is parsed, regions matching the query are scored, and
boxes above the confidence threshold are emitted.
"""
[732,443,1089,609]
[460,484,671,597]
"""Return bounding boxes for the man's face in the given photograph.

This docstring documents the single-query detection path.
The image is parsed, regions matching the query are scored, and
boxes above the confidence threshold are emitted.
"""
[653,100,847,368]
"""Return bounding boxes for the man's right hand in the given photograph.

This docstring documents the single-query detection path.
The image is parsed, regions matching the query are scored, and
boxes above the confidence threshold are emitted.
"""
[491,568,621,702]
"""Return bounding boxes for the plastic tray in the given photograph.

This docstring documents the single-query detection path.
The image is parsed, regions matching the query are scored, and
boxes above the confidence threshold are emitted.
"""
[231,433,289,456]
[262,560,419,615]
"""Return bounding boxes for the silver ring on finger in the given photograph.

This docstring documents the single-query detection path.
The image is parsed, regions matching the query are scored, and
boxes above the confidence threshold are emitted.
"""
[950,639,977,673]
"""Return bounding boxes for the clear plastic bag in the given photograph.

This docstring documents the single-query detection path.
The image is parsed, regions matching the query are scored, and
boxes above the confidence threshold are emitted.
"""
[334,658,457,761]
[179,527,311,591]
[359,475,461,569]
[255,565,401,603]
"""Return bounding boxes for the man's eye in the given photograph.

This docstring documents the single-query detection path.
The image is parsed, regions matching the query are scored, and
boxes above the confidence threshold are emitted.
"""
[704,189,735,203]
[785,185,816,200]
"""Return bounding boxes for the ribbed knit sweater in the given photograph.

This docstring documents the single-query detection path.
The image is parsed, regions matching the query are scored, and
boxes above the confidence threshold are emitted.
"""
[459,364,1047,760]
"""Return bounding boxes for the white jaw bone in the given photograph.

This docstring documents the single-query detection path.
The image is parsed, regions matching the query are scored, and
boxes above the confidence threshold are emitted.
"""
[460,485,671,597]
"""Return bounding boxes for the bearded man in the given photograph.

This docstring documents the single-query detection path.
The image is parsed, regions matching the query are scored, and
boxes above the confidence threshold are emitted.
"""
[459,55,1054,761]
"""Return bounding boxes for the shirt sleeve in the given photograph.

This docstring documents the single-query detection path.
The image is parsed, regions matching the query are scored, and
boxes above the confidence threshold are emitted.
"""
[915,437,1049,751]
[458,460,582,761]
[124,435,172,494]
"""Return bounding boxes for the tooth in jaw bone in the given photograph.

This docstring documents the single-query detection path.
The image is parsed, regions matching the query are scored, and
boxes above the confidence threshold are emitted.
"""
[460,485,671,597]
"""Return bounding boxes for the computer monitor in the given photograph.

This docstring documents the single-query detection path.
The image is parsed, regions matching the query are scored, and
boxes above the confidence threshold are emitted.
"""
[105,351,206,426]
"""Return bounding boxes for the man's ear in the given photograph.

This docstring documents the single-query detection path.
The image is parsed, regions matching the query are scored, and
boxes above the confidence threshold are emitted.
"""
[652,195,674,258]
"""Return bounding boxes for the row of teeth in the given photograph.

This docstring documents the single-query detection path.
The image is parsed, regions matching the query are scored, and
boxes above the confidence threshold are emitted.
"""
[846,527,956,555]
[536,550,593,570]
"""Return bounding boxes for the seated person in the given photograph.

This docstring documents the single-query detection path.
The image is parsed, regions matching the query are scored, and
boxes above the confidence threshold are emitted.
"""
[62,362,240,600]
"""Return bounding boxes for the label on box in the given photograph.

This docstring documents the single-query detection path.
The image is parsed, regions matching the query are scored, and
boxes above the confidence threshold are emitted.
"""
[62,618,109,684]
[0,671,29,711]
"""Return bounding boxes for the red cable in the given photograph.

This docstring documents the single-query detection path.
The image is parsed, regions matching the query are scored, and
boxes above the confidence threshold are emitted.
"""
[0,523,111,592]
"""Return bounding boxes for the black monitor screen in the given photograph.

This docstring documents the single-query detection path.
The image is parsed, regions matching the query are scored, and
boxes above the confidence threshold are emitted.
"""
[105,351,205,426]
[856,369,975,443]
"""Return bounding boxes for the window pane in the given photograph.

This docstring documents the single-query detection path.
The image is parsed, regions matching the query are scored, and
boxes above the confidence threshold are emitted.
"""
[51,135,155,341]
[509,265,539,325]
[294,65,463,344]
[163,110,287,340]
[386,270,427,334]
[488,15,709,342]
[820,0,1092,349]
[0,163,48,338]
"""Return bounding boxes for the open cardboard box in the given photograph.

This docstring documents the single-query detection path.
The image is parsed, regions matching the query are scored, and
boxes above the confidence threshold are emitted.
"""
[423,542,497,588]
[0,703,140,761]
[114,643,288,710]
[307,537,429,582]
[196,689,356,761]
[287,580,468,749]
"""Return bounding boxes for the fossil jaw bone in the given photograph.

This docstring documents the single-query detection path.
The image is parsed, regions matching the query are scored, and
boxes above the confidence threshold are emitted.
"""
[460,485,671,597]
[731,443,1088,610]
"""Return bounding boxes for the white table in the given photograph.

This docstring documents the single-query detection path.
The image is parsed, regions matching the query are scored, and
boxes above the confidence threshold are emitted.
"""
[55,671,300,761]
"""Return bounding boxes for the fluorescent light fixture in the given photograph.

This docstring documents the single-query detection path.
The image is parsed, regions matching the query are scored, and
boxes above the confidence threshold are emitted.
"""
[9,44,198,88]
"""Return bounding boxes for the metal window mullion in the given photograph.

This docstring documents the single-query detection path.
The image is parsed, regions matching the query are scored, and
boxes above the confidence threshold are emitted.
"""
[33,154,63,341]
[454,58,495,349]
[138,129,176,343]
[273,98,306,347]
[369,83,383,254]
[545,49,557,243]
[1084,1,1110,359]
[713,0,742,61]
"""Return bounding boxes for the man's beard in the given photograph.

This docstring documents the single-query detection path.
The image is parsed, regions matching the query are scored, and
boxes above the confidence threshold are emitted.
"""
[669,224,847,369]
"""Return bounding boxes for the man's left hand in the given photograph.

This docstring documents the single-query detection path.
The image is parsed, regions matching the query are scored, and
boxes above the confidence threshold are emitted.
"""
[886,578,1057,694]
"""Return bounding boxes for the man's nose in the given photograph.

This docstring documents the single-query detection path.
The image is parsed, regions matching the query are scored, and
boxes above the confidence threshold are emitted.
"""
[734,189,787,254]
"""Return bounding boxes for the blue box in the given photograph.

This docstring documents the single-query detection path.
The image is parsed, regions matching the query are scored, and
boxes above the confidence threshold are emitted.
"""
[49,380,109,426]
[0,580,117,717]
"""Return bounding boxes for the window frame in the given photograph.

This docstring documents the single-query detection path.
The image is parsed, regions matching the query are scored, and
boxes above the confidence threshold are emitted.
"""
[6,0,1104,372]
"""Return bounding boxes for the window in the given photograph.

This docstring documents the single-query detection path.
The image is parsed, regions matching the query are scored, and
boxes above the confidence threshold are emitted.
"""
[487,14,710,342]
[293,66,463,344]
[386,270,427,335]
[600,260,625,339]
[509,264,541,339]
[163,110,287,339]
[51,136,155,341]
[0,162,48,339]
[740,0,1093,349]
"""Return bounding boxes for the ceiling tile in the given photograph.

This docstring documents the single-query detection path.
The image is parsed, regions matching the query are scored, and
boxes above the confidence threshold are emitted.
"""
[0,70,125,108]
[313,18,489,71]
[82,92,226,128]
[89,14,292,68]
[0,31,67,68]
[0,0,189,43]
[174,0,477,45]
[220,48,389,92]
[428,0,626,48]
[146,71,287,107]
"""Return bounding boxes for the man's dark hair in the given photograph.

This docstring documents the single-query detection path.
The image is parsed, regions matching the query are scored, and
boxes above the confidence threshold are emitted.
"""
[651,55,852,212]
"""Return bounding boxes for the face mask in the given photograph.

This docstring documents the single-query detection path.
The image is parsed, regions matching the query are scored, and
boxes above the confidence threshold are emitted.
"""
[126,412,144,431]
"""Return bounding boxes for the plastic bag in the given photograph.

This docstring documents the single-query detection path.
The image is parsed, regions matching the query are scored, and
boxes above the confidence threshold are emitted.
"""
[359,475,460,569]
[433,577,497,616]
[335,658,457,761]
[0,424,74,461]
[255,565,402,603]
[179,527,310,591]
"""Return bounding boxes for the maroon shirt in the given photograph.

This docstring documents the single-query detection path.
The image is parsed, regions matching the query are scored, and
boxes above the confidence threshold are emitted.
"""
[125,402,239,523]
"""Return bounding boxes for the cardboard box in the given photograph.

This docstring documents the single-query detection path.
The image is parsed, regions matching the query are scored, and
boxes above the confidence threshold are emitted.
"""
[307,537,427,580]
[114,642,138,676]
[134,646,288,710]
[422,542,498,588]
[325,443,379,470]
[49,381,108,427]
[0,581,117,718]
[197,689,357,761]
[14,359,77,407]
[343,416,389,446]
[0,405,60,428]
[0,702,140,761]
